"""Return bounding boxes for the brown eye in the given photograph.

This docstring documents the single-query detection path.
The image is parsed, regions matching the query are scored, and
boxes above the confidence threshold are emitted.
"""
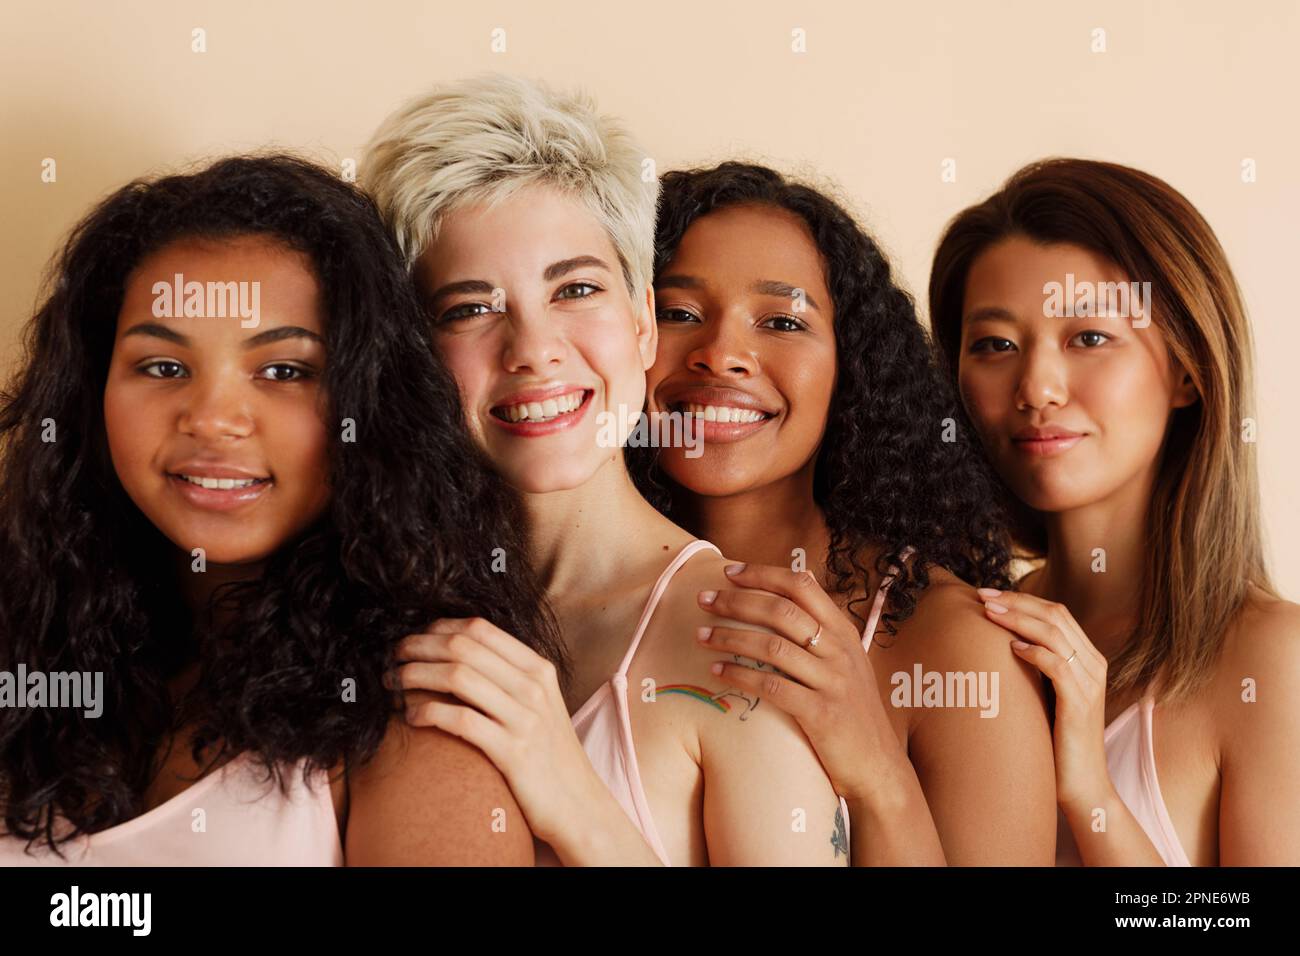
[970,337,1015,353]
[140,360,188,379]
[258,363,314,382]
[759,315,805,332]
[1071,330,1110,348]
[656,308,701,324]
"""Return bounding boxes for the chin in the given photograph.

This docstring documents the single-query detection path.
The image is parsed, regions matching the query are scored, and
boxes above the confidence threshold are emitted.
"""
[502,458,602,495]
[164,534,279,567]
[1010,478,1104,515]
[661,462,751,498]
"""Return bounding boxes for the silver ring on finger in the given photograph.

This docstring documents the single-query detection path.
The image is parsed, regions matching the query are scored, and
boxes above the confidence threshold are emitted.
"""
[1064,650,1079,665]
[806,624,822,649]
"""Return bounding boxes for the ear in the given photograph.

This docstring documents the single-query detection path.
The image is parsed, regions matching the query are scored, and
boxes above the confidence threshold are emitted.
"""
[635,284,658,371]
[1171,363,1199,409]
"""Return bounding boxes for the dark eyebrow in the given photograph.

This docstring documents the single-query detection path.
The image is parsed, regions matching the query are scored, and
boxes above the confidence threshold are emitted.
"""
[963,306,1019,324]
[119,322,323,348]
[121,322,189,346]
[655,274,704,291]
[752,279,820,313]
[425,278,497,305]
[656,275,823,312]
[543,256,612,281]
[243,326,324,348]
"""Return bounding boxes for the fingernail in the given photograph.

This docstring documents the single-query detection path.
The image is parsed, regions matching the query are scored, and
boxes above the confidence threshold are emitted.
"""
[697,626,713,642]
[710,662,724,675]
[985,601,1008,614]
[977,588,1001,598]
[1010,639,1029,649]
[699,590,717,606]
[724,563,746,576]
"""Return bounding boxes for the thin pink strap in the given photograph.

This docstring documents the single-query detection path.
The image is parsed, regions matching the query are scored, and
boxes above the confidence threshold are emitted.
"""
[616,539,721,676]
[860,546,916,651]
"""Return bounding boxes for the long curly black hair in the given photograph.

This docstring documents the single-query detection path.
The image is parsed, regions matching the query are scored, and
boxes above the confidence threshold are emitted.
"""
[630,162,1013,636]
[0,154,564,852]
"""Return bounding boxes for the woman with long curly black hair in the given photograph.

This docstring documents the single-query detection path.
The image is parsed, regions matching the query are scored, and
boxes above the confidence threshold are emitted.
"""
[631,161,1056,863]
[0,154,562,864]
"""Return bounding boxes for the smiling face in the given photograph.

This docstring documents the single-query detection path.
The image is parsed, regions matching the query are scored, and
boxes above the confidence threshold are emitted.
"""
[415,184,656,494]
[103,235,332,566]
[645,203,837,498]
[957,235,1197,514]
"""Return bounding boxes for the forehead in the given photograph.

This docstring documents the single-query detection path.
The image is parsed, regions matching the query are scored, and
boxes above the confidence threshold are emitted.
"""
[423,184,619,277]
[120,235,323,326]
[963,237,1131,308]
[666,203,826,290]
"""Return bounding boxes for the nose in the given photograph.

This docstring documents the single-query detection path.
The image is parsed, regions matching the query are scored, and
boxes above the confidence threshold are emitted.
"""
[502,307,567,374]
[1015,344,1068,411]
[177,374,255,442]
[684,315,757,378]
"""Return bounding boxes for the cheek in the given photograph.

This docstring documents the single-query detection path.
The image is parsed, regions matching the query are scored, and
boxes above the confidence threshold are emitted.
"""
[956,366,1008,434]
[433,340,487,419]
[644,337,683,408]
[588,324,647,408]
[103,379,164,482]
[1073,356,1170,447]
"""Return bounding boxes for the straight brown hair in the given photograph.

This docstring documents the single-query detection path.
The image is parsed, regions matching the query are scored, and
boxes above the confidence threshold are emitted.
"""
[928,157,1274,703]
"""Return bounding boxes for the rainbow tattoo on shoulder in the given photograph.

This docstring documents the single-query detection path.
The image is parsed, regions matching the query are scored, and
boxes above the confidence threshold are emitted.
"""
[656,683,761,720]
[657,684,731,713]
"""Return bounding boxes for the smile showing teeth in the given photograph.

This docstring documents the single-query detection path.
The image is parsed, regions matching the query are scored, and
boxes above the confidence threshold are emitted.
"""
[176,474,267,490]
[495,390,586,423]
[677,403,769,424]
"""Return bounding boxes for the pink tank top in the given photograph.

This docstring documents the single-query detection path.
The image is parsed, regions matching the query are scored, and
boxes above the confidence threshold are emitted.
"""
[1056,692,1191,866]
[0,754,342,866]
[536,540,900,866]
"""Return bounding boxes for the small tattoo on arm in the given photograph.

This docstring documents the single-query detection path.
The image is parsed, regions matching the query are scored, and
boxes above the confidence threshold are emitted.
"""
[657,654,788,722]
[832,805,848,860]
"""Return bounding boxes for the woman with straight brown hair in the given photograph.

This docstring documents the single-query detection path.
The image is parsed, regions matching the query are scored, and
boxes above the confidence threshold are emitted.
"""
[929,157,1300,865]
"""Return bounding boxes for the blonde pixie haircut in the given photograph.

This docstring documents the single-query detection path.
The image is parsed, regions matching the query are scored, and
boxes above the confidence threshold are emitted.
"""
[363,73,658,302]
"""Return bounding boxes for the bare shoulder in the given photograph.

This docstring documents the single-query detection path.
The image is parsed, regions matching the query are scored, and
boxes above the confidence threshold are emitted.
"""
[345,699,533,865]
[886,568,1032,673]
[639,548,809,737]
[1213,589,1300,732]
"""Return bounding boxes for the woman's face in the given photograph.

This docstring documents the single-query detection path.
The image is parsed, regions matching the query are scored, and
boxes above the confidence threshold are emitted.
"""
[645,203,837,497]
[416,185,656,494]
[957,235,1197,514]
[104,235,331,566]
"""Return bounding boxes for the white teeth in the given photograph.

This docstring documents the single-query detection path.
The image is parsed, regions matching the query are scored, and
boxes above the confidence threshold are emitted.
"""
[681,403,767,424]
[179,474,262,490]
[499,390,585,423]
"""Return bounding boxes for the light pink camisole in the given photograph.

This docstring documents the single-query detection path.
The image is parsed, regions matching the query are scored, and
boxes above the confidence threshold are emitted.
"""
[1055,692,1192,866]
[0,755,342,866]
[536,539,900,866]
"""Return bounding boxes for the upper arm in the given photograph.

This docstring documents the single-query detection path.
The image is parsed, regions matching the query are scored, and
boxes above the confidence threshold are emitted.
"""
[896,585,1057,864]
[698,694,847,866]
[676,562,845,866]
[1218,600,1300,864]
[345,698,534,866]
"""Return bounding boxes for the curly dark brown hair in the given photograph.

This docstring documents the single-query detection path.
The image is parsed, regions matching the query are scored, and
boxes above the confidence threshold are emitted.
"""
[630,161,1013,636]
[0,154,564,852]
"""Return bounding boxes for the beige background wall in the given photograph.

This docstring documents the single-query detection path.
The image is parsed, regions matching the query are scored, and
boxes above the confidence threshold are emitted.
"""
[2,0,1296,592]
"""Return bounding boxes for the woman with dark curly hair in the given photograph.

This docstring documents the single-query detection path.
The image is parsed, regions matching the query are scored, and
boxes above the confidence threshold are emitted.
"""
[632,161,1056,863]
[0,154,562,864]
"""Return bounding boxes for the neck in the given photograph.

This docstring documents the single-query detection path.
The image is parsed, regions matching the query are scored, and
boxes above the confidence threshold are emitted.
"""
[522,453,692,604]
[1036,466,1158,660]
[668,461,831,581]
